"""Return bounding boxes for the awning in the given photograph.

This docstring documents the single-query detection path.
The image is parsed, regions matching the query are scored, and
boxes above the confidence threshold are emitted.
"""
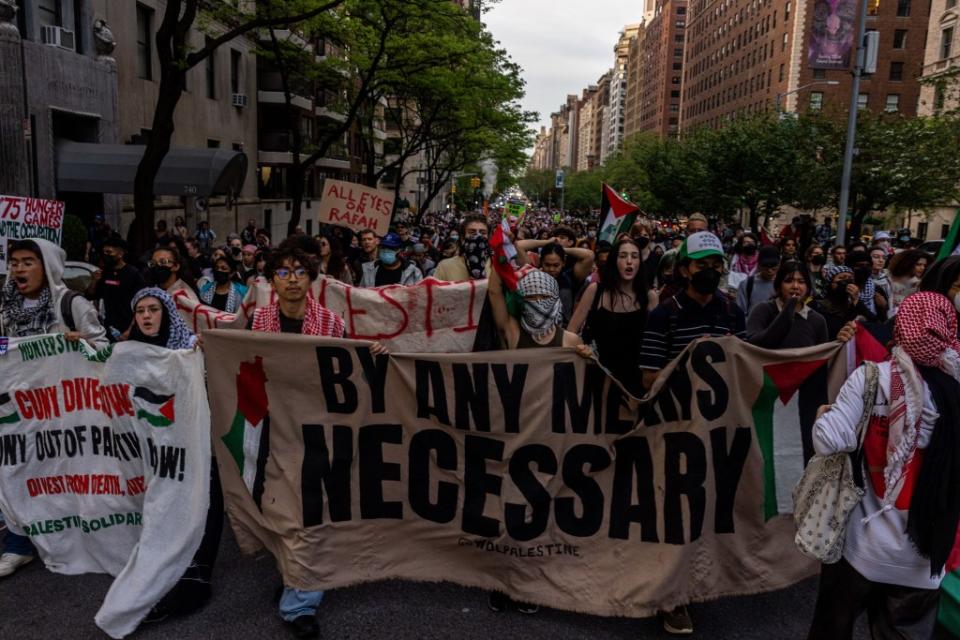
[55,142,247,197]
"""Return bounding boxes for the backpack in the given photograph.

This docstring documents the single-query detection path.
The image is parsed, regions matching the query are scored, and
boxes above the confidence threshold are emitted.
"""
[60,291,81,332]
[745,275,755,307]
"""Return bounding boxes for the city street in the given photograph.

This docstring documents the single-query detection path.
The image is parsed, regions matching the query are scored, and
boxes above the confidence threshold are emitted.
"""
[0,525,867,640]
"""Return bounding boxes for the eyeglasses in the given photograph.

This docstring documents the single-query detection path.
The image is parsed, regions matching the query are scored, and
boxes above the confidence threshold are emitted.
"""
[148,259,175,268]
[275,267,308,280]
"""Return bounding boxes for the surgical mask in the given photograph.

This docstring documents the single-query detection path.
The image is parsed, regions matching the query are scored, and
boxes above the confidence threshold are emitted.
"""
[690,268,721,295]
[380,249,398,265]
[213,270,231,284]
[449,233,459,241]
[147,266,173,285]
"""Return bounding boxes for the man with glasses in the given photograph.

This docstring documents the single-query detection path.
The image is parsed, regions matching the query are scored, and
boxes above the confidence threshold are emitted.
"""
[247,246,384,639]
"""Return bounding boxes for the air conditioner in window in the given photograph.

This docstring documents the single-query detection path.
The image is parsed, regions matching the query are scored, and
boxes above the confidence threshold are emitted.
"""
[231,93,248,108]
[41,25,76,51]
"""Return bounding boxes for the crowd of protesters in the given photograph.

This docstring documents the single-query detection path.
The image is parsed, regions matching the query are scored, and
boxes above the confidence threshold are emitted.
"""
[2,203,958,640]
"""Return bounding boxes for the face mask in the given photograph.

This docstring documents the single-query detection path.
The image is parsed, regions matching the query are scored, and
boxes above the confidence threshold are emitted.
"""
[449,233,459,241]
[690,268,721,295]
[463,236,490,279]
[102,255,118,268]
[213,270,231,284]
[828,285,850,303]
[521,297,562,338]
[742,245,757,256]
[380,249,398,265]
[853,266,871,286]
[635,237,650,250]
[147,266,173,285]
[811,255,826,266]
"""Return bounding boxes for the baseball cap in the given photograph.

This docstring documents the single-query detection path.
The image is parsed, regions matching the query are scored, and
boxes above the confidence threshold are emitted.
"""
[381,232,402,249]
[679,231,724,261]
[758,245,781,267]
[242,244,257,253]
[874,231,891,240]
[688,213,708,225]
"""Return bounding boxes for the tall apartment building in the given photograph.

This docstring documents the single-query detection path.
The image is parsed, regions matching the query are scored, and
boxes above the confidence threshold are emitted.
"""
[637,0,688,137]
[919,0,960,114]
[623,26,646,139]
[682,0,929,130]
[604,24,642,161]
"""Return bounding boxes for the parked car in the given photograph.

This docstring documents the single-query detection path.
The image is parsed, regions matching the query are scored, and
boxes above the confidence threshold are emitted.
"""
[918,240,944,256]
[0,260,97,294]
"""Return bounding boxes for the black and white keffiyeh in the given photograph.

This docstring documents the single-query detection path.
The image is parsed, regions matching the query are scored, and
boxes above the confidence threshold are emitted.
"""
[129,287,197,350]
[517,270,562,340]
[0,278,55,337]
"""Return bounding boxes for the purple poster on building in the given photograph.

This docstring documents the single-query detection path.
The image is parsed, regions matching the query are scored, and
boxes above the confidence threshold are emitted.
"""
[808,0,858,69]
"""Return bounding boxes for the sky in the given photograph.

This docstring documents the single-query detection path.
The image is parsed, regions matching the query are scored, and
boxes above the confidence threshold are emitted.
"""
[484,0,644,134]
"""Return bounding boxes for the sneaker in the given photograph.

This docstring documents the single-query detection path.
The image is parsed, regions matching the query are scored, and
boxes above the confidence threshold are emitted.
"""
[487,591,509,612]
[516,601,540,615]
[661,605,694,635]
[0,553,34,577]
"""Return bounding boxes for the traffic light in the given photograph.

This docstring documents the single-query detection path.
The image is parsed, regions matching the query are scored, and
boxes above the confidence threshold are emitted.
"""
[451,184,457,194]
[471,177,481,189]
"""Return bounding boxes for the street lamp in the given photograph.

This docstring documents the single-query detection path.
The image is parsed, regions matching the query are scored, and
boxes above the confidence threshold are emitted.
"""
[775,80,839,112]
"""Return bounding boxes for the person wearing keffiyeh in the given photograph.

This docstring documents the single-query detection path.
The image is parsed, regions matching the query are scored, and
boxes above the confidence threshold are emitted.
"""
[808,291,960,640]
[809,264,877,341]
[129,287,197,349]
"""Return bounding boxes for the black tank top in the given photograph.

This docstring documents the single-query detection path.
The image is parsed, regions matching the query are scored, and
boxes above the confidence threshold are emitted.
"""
[585,287,646,396]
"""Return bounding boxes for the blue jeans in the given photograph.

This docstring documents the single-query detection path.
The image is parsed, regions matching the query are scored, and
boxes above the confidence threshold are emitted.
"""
[279,588,324,621]
[3,531,35,556]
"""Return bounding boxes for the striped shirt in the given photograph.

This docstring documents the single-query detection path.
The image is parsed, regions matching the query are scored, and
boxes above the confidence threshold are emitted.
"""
[639,289,746,371]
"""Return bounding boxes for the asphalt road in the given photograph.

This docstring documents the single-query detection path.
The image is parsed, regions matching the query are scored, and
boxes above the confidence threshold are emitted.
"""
[0,524,869,640]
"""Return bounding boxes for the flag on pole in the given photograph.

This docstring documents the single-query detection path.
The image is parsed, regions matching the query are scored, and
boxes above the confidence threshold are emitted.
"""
[490,219,519,291]
[598,184,639,243]
[937,209,960,261]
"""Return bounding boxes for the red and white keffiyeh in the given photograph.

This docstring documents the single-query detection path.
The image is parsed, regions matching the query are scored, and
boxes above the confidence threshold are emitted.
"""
[882,292,960,510]
[251,297,345,337]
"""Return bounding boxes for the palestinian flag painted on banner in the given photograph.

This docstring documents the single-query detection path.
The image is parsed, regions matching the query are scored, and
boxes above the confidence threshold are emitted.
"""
[0,392,20,425]
[133,387,175,427]
[221,356,270,509]
[752,358,829,521]
[598,184,640,243]
[937,208,960,261]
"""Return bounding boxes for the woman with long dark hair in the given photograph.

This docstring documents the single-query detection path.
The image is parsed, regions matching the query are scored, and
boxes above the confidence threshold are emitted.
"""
[569,238,658,396]
[318,234,352,284]
[746,261,835,349]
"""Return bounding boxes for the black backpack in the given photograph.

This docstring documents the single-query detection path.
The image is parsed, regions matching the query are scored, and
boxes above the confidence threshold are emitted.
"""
[60,291,81,332]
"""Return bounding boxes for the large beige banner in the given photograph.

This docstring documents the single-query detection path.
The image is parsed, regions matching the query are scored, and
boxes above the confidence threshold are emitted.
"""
[205,331,846,617]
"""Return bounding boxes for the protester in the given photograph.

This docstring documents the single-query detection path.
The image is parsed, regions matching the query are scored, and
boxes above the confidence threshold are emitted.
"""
[805,244,827,299]
[317,235,352,284]
[236,245,259,285]
[517,239,594,325]
[487,265,584,350]
[196,220,217,251]
[568,238,657,396]
[434,214,491,281]
[809,265,874,340]
[198,255,247,313]
[919,256,960,325]
[736,246,780,313]
[88,237,145,341]
[146,247,199,302]
[172,215,189,240]
[359,232,423,287]
[745,261,849,349]
[869,245,891,304]
[240,218,258,246]
[629,219,661,286]
[685,213,708,233]
[410,243,436,278]
[0,238,109,577]
[780,236,799,262]
[352,229,379,284]
[807,292,960,639]
[846,250,885,320]
[887,249,928,317]
[729,233,759,276]
[829,245,847,267]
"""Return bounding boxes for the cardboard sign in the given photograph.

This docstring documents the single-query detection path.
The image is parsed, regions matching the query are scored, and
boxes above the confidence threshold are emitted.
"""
[0,195,66,274]
[317,179,394,234]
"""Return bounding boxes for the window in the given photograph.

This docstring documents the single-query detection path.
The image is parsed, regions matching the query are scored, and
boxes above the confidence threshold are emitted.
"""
[949,0,957,8]
[896,0,910,16]
[893,29,907,49]
[782,32,788,51]
[935,84,946,110]
[785,1,791,19]
[677,6,687,14]
[867,0,879,15]
[37,0,61,28]
[943,224,952,239]
[136,4,153,80]
[857,93,869,109]
[676,34,685,42]
[941,27,954,60]
[671,90,681,97]
[230,49,241,94]
[779,63,784,81]
[672,75,681,84]
[205,38,216,99]
[207,139,220,148]
[810,91,824,111]
[917,222,928,240]
[889,61,904,80]
[673,62,683,69]
[676,20,686,28]
[674,47,684,56]
[813,68,826,80]
[884,93,900,112]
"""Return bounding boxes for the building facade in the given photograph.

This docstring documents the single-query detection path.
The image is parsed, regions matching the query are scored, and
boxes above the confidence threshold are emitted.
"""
[637,0,688,137]
[623,26,646,140]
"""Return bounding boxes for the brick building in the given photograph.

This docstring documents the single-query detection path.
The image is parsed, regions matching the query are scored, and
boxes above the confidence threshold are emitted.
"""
[637,0,688,137]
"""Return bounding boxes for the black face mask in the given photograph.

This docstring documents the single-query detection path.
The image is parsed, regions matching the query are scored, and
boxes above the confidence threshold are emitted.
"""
[828,285,849,303]
[213,270,231,284]
[741,244,757,256]
[853,266,871,286]
[147,266,173,285]
[811,254,826,266]
[690,268,721,295]
[634,236,650,250]
[102,255,119,268]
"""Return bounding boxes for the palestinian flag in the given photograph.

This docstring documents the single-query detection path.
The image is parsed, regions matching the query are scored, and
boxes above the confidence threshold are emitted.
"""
[598,184,639,243]
[937,208,960,261]
[133,387,175,427]
[752,358,829,520]
[0,393,20,425]
[938,533,960,635]
[490,219,519,291]
[221,356,270,508]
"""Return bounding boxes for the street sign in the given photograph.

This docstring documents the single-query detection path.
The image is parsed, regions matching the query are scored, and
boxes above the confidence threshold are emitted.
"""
[555,169,565,189]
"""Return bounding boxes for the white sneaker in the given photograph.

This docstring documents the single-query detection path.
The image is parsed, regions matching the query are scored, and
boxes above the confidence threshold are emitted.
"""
[0,553,34,577]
